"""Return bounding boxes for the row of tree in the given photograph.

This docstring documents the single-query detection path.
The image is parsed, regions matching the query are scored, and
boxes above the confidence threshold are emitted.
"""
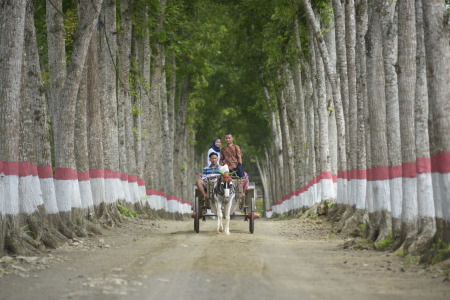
[0,0,209,255]
[246,0,449,253]
[0,0,449,257]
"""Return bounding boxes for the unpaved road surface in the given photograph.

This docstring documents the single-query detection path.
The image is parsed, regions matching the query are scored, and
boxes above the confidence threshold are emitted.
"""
[0,216,449,300]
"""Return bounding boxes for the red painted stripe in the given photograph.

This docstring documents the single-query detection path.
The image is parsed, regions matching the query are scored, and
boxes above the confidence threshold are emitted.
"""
[416,157,431,174]
[3,161,19,176]
[431,152,450,173]
[120,173,128,181]
[90,169,105,178]
[19,161,31,177]
[55,168,78,180]
[38,165,53,178]
[128,175,137,183]
[167,195,180,201]
[77,171,90,181]
[138,179,145,186]
[31,164,38,177]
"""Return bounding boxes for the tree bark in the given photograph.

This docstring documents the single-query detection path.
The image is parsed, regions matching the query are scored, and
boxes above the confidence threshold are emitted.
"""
[99,0,123,210]
[117,0,132,203]
[26,0,75,239]
[0,0,28,254]
[46,0,66,146]
[410,0,436,251]
[366,0,392,243]
[422,0,450,242]
[54,0,102,237]
[398,0,418,251]
[301,0,348,207]
[87,24,108,219]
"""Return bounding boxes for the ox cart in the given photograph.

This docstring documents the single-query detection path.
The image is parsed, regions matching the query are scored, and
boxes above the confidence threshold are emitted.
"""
[193,173,256,234]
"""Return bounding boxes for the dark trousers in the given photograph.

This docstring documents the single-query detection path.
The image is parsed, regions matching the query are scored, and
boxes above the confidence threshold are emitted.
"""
[232,163,245,178]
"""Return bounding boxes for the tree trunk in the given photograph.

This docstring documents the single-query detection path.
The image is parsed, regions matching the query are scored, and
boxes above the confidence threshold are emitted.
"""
[342,0,369,235]
[54,0,102,236]
[410,0,436,251]
[323,8,338,203]
[87,25,108,221]
[422,0,450,242]
[149,44,163,191]
[74,45,93,218]
[307,29,318,209]
[160,50,174,196]
[380,2,402,247]
[26,1,75,239]
[117,0,132,204]
[398,0,418,251]
[46,0,66,146]
[20,30,67,250]
[292,17,306,188]
[301,0,348,208]
[331,0,350,209]
[99,0,123,211]
[365,0,392,243]
[346,0,358,214]
[133,37,144,203]
[279,68,295,195]
[0,0,29,255]
[313,36,333,202]
[261,83,283,207]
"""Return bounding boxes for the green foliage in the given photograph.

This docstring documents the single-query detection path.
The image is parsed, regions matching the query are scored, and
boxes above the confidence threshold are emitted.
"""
[327,201,335,208]
[396,248,406,257]
[117,204,137,218]
[21,225,37,240]
[430,240,449,265]
[358,223,366,230]
[255,197,264,216]
[376,231,393,250]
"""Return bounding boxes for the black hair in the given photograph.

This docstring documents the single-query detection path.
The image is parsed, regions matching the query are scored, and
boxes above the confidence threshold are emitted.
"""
[225,132,232,136]
[209,152,218,158]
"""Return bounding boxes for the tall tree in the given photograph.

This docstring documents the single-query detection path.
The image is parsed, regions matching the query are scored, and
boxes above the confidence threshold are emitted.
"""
[0,0,28,254]
[422,0,450,242]
[53,0,102,234]
[411,0,436,250]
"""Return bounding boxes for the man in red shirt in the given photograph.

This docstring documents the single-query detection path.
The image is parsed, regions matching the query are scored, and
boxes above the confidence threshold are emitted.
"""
[220,132,245,178]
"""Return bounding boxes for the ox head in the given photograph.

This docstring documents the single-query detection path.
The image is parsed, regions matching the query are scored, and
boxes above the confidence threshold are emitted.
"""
[216,170,236,198]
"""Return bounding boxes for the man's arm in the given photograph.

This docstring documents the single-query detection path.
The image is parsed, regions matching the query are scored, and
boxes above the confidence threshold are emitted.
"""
[236,145,243,164]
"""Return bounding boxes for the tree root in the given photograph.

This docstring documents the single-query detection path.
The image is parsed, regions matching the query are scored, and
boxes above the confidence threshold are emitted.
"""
[4,216,40,256]
[374,210,392,246]
[391,217,403,250]
[85,221,103,235]
[95,202,115,227]
[335,205,355,232]
[25,209,67,249]
[406,217,436,254]
[341,208,365,237]
[48,213,77,239]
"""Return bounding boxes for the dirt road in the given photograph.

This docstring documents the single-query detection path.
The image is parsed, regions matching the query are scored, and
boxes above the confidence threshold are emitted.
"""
[0,216,449,300]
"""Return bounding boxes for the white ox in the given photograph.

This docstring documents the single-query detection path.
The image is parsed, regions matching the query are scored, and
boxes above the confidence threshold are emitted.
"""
[210,165,237,235]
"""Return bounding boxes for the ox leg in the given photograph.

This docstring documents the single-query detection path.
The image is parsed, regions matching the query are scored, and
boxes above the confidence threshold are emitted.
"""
[216,201,223,233]
[224,196,234,235]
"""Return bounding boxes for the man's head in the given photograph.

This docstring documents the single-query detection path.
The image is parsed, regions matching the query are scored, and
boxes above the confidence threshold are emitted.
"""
[224,132,233,145]
[209,152,218,167]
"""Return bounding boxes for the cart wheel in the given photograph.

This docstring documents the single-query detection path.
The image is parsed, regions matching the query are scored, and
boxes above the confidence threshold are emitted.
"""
[194,197,200,233]
[249,197,255,234]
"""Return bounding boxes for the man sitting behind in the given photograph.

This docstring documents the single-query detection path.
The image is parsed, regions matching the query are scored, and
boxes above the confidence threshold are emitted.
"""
[196,152,220,198]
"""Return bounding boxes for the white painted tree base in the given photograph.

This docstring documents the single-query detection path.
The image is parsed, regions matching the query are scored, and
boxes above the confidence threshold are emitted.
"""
[39,178,59,214]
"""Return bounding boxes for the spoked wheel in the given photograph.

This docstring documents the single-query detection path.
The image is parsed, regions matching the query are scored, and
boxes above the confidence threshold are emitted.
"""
[249,197,255,234]
[194,196,200,233]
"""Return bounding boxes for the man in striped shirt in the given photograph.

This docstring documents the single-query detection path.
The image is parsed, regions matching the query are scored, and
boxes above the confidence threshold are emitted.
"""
[196,152,220,198]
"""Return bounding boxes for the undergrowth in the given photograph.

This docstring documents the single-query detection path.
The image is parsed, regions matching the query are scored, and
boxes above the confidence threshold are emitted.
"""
[117,204,137,218]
